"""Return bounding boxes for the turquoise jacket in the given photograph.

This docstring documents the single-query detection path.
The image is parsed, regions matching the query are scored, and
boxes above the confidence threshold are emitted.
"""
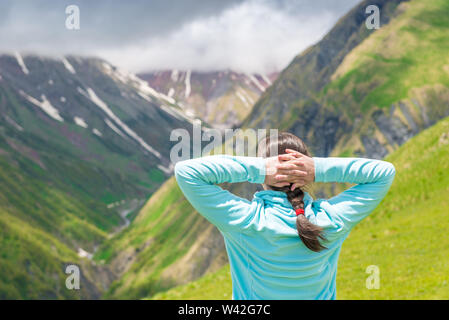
[174,155,396,300]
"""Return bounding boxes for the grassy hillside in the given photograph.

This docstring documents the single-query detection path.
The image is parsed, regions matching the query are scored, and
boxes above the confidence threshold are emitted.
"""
[0,153,109,299]
[243,0,406,156]
[0,53,199,298]
[152,265,232,300]
[150,115,449,299]
[330,0,449,111]
[0,207,107,299]
[95,177,227,299]
[243,0,449,160]
[326,0,449,157]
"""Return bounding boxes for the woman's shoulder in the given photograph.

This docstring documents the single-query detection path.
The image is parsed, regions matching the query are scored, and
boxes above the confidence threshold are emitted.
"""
[308,198,348,241]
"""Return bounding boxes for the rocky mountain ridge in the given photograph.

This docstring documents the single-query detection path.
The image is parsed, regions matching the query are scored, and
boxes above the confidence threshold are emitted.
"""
[139,70,278,128]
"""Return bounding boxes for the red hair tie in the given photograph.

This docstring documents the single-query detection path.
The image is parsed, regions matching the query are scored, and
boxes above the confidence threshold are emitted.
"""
[295,208,305,216]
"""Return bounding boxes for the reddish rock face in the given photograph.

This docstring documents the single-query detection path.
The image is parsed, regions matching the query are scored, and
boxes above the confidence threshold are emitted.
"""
[139,70,278,128]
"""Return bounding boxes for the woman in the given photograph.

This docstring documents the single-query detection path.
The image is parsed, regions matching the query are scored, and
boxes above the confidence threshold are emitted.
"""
[174,132,395,300]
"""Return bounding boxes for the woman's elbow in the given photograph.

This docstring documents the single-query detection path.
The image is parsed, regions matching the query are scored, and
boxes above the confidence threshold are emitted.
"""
[381,161,396,183]
[386,162,396,177]
[174,159,196,182]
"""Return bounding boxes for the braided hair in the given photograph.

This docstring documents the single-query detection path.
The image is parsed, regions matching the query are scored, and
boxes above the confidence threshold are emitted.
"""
[258,132,326,252]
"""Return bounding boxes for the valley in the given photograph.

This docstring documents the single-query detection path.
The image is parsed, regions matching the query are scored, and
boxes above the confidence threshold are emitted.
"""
[0,53,196,298]
[101,0,449,300]
[0,53,269,298]
[1,0,448,300]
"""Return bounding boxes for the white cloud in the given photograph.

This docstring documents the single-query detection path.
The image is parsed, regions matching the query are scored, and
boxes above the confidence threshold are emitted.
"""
[0,0,360,74]
[96,0,338,73]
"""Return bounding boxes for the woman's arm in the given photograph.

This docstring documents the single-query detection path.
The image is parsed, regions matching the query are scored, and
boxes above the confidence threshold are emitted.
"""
[314,157,396,232]
[174,155,266,232]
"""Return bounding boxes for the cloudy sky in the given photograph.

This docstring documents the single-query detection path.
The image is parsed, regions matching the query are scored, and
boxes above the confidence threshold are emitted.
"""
[0,0,360,73]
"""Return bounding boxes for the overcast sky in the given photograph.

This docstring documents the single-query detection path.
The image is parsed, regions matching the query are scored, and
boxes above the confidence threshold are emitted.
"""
[0,0,360,73]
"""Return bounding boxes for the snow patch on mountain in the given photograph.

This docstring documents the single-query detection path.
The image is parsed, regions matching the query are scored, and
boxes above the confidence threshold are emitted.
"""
[102,63,177,106]
[81,87,161,158]
[77,87,87,95]
[14,52,29,75]
[236,91,250,108]
[248,74,265,92]
[240,89,255,105]
[61,58,76,74]
[129,74,176,105]
[20,91,64,122]
[74,116,88,128]
[171,69,179,82]
[92,128,102,137]
[261,74,272,86]
[102,62,112,72]
[105,118,126,138]
[185,70,191,98]
[101,62,131,84]
[160,105,184,121]
[77,248,93,260]
[5,115,24,131]
[160,104,195,124]
[157,164,173,175]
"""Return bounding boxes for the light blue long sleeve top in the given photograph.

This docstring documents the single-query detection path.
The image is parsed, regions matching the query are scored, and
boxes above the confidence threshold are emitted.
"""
[174,155,396,300]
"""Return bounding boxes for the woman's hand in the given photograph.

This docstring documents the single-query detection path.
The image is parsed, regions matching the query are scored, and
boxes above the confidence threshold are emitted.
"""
[272,149,315,190]
[264,155,306,187]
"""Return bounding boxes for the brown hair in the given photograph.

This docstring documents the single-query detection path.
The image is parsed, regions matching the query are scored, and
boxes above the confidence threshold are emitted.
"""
[257,132,326,252]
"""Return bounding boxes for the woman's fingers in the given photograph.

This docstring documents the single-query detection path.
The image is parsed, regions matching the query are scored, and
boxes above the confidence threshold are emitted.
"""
[275,174,289,181]
[276,163,295,170]
[278,154,296,162]
[271,174,307,189]
[275,172,307,181]
[291,181,306,191]
[276,160,305,170]
[266,153,313,187]
[273,175,306,189]
[285,149,304,158]
[277,169,307,177]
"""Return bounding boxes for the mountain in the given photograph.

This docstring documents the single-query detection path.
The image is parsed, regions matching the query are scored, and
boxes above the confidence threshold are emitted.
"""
[4,0,448,299]
[151,114,449,299]
[0,53,196,298]
[101,0,449,299]
[243,0,449,159]
[138,70,278,128]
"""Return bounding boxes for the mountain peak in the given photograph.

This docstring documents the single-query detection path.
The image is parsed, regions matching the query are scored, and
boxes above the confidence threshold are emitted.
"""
[138,69,279,128]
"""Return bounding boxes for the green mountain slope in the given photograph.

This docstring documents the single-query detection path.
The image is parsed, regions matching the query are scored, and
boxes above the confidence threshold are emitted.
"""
[243,0,407,156]
[0,54,194,209]
[151,115,449,300]
[95,177,227,299]
[325,0,449,158]
[243,0,449,159]
[0,54,196,298]
[0,153,111,299]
